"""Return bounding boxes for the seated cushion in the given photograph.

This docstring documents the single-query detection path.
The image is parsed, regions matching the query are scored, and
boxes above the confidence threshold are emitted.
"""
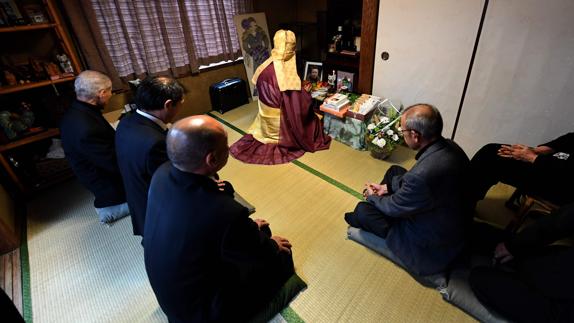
[349,226,508,322]
[248,273,307,323]
[440,258,508,323]
[347,226,447,288]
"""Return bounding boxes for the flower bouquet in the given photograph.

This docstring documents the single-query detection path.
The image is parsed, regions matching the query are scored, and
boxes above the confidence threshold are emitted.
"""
[365,99,403,160]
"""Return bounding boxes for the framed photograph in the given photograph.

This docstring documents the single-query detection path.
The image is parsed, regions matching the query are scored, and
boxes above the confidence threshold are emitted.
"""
[336,70,354,92]
[304,61,323,82]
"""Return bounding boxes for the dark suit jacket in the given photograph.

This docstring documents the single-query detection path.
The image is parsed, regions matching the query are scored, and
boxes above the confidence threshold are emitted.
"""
[506,202,574,300]
[144,163,293,322]
[116,112,167,236]
[367,138,470,275]
[60,100,125,208]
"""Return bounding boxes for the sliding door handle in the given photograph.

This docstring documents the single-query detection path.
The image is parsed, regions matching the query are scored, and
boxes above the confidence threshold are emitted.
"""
[381,51,389,61]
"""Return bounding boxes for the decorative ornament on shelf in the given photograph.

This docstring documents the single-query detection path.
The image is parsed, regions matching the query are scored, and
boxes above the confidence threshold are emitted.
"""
[56,54,74,75]
[365,99,403,160]
[327,70,336,93]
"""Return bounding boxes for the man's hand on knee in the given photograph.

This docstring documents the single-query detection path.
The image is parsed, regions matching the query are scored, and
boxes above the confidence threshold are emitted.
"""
[363,183,388,198]
[271,236,292,254]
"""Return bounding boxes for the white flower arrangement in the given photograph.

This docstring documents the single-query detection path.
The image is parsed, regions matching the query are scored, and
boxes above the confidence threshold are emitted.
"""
[365,99,403,156]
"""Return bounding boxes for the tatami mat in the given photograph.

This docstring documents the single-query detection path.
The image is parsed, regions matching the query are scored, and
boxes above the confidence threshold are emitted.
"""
[211,102,417,192]
[24,101,516,322]
[213,102,475,322]
[27,181,166,323]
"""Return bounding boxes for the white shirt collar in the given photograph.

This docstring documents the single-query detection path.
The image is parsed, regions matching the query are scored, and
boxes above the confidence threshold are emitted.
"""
[136,109,168,131]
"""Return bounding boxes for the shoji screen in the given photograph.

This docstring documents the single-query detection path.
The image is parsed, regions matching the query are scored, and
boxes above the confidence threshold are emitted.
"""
[372,0,484,138]
[453,0,574,156]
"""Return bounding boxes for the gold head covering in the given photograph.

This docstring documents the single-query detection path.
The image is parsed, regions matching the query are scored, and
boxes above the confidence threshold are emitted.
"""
[252,30,301,92]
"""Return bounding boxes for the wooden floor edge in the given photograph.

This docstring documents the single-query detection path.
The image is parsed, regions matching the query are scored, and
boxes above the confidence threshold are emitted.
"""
[0,247,23,316]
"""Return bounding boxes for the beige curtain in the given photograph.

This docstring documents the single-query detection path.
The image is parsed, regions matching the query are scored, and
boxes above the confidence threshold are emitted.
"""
[61,0,126,90]
[88,0,253,78]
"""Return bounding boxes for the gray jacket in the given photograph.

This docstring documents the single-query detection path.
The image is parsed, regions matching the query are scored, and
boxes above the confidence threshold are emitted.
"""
[367,138,470,275]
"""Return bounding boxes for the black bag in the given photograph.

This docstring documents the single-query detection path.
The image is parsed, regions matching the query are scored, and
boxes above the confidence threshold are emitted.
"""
[209,78,249,113]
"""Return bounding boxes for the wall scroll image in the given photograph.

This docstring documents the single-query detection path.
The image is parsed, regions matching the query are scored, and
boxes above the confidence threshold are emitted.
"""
[233,12,271,98]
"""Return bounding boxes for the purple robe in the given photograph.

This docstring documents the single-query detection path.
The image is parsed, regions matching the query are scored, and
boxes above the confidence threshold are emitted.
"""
[230,65,331,164]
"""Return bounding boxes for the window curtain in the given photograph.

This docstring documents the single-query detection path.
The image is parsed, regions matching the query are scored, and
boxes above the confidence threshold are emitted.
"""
[60,0,126,90]
[89,0,253,78]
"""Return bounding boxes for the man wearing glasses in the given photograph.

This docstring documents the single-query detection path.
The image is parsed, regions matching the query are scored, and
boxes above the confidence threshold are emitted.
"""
[345,104,471,278]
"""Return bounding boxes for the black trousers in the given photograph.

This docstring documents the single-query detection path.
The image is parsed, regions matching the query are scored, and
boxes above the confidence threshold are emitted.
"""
[469,143,569,205]
[345,165,407,238]
[470,265,574,323]
[214,226,295,322]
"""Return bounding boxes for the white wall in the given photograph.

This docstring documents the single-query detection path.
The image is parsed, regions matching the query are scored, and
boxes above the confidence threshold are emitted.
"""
[454,0,574,156]
[372,0,484,138]
[373,0,574,157]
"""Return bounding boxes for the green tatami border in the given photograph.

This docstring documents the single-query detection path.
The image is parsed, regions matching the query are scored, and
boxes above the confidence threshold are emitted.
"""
[20,214,32,323]
[20,111,363,323]
[209,109,369,323]
[281,306,305,323]
[207,112,363,200]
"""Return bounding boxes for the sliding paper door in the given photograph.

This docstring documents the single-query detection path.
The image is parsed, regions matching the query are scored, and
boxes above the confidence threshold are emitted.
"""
[372,0,484,138]
[454,0,574,156]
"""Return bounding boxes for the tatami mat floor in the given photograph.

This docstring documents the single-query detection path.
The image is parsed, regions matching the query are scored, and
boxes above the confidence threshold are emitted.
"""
[24,101,516,322]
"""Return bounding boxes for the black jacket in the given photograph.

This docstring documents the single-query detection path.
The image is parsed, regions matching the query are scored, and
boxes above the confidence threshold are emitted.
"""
[116,112,167,236]
[506,202,574,301]
[60,100,125,207]
[144,163,293,322]
[533,132,574,190]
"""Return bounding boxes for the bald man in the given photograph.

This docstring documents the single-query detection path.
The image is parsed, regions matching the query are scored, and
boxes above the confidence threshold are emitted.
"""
[345,104,471,277]
[144,116,294,322]
[60,70,129,225]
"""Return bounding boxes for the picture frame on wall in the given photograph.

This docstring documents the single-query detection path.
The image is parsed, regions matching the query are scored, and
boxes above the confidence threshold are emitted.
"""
[304,61,323,82]
[336,70,354,92]
[233,12,271,98]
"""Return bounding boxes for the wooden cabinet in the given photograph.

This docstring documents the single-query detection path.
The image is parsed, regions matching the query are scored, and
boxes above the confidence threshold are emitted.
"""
[0,0,80,195]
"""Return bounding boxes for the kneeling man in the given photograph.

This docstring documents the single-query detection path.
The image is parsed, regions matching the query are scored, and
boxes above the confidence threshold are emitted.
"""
[144,115,294,322]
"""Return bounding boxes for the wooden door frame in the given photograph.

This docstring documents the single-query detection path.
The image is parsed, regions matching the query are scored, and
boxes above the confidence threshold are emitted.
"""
[357,0,378,94]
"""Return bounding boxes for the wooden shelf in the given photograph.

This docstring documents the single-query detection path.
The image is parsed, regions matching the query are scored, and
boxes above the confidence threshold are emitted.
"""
[0,0,81,198]
[0,128,60,153]
[0,128,62,194]
[0,76,75,95]
[0,23,56,33]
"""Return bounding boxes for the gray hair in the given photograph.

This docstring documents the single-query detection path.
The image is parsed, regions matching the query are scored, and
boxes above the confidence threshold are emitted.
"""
[74,70,111,101]
[403,103,443,140]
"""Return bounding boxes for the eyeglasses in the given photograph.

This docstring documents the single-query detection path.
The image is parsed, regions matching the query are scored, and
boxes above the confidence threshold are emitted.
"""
[400,129,419,135]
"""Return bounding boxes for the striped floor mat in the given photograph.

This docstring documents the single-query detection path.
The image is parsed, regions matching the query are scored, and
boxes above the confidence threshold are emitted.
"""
[24,101,514,322]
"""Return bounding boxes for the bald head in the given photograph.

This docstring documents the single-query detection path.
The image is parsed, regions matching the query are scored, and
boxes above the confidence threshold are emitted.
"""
[401,103,443,141]
[167,115,228,174]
